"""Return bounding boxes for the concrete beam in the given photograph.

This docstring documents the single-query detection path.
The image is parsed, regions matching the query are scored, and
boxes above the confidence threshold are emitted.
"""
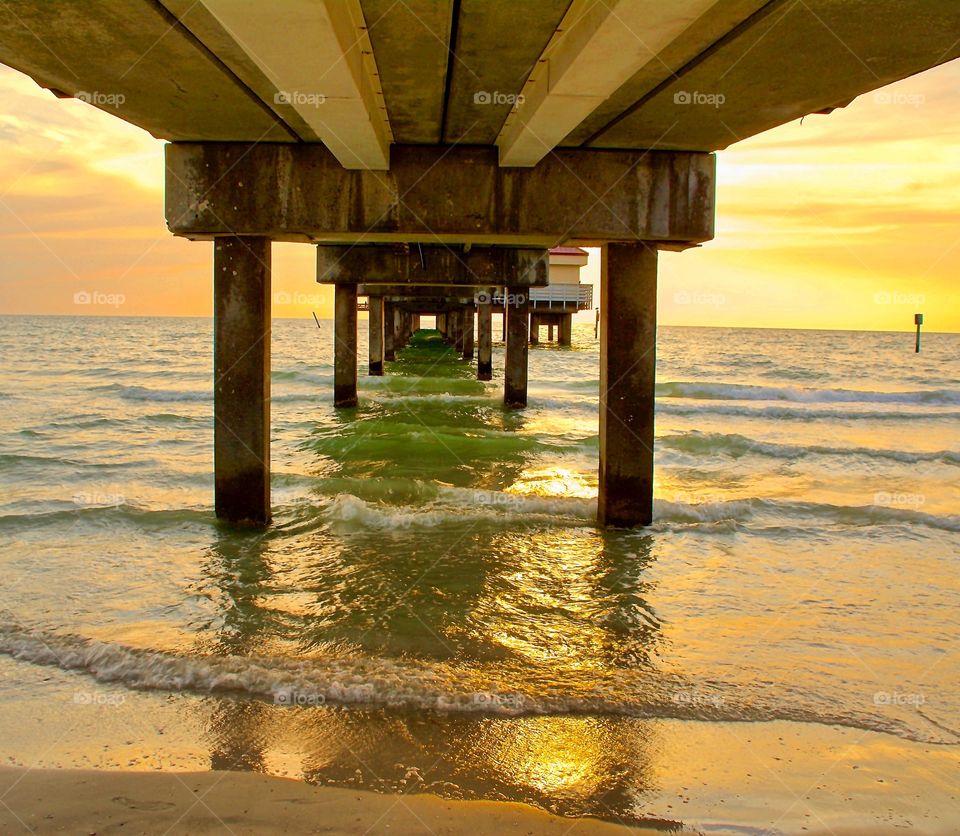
[329,248,547,287]
[497,0,719,166]
[0,0,292,142]
[191,0,391,168]
[443,0,569,144]
[360,283,491,297]
[166,144,715,247]
[389,300,476,313]
[213,236,271,526]
[360,0,452,144]
[598,243,658,527]
[589,0,960,152]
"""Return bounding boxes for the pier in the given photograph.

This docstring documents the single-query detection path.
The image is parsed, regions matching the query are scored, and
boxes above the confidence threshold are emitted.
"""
[1,0,956,528]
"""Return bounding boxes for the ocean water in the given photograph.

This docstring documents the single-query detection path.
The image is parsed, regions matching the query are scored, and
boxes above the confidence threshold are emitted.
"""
[0,315,958,828]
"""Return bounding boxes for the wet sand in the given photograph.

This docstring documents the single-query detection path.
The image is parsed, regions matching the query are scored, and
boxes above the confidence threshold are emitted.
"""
[0,767,670,834]
[1,766,956,835]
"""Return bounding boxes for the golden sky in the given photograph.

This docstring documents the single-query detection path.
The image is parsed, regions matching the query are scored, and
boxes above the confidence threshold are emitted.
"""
[0,59,957,332]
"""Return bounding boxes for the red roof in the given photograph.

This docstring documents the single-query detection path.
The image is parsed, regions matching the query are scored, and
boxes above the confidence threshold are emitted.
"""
[549,246,588,256]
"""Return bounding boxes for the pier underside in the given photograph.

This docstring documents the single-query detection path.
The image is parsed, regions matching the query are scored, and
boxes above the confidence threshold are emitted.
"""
[6,0,953,530]
[179,144,714,529]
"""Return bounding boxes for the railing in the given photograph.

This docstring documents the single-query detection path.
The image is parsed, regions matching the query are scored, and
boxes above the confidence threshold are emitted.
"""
[528,283,593,310]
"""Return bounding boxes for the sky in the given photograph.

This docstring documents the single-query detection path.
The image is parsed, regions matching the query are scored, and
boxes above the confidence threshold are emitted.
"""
[0,59,957,332]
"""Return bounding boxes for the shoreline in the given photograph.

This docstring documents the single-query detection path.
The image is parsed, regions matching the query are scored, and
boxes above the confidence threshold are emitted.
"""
[0,767,674,835]
[0,766,954,836]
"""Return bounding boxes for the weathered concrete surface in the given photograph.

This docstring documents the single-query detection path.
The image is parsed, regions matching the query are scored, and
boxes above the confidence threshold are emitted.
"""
[497,0,724,166]
[598,243,658,527]
[167,145,715,247]
[504,290,529,408]
[0,0,294,142]
[368,295,384,376]
[443,0,569,144]
[213,236,271,525]
[5,1,958,162]
[461,305,475,360]
[590,1,960,152]
[317,244,547,288]
[334,284,358,407]
[383,300,396,361]
[477,302,493,381]
[359,284,489,298]
[360,0,451,144]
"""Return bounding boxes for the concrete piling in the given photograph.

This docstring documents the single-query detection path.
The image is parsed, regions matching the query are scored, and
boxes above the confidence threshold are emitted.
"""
[504,288,529,408]
[368,296,384,375]
[462,304,475,360]
[384,300,396,361]
[598,243,658,527]
[213,236,271,525]
[477,300,493,380]
[334,283,358,408]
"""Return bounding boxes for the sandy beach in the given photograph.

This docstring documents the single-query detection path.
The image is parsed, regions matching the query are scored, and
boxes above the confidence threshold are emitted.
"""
[0,767,675,835]
[2,766,956,835]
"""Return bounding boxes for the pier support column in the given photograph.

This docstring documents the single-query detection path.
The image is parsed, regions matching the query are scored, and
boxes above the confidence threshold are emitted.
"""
[529,312,539,344]
[504,289,529,408]
[450,308,462,352]
[477,301,493,380]
[462,304,475,360]
[384,300,396,361]
[412,314,421,333]
[392,307,403,350]
[213,236,271,526]
[368,296,384,375]
[559,313,573,346]
[334,283,358,408]
[598,243,658,527]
